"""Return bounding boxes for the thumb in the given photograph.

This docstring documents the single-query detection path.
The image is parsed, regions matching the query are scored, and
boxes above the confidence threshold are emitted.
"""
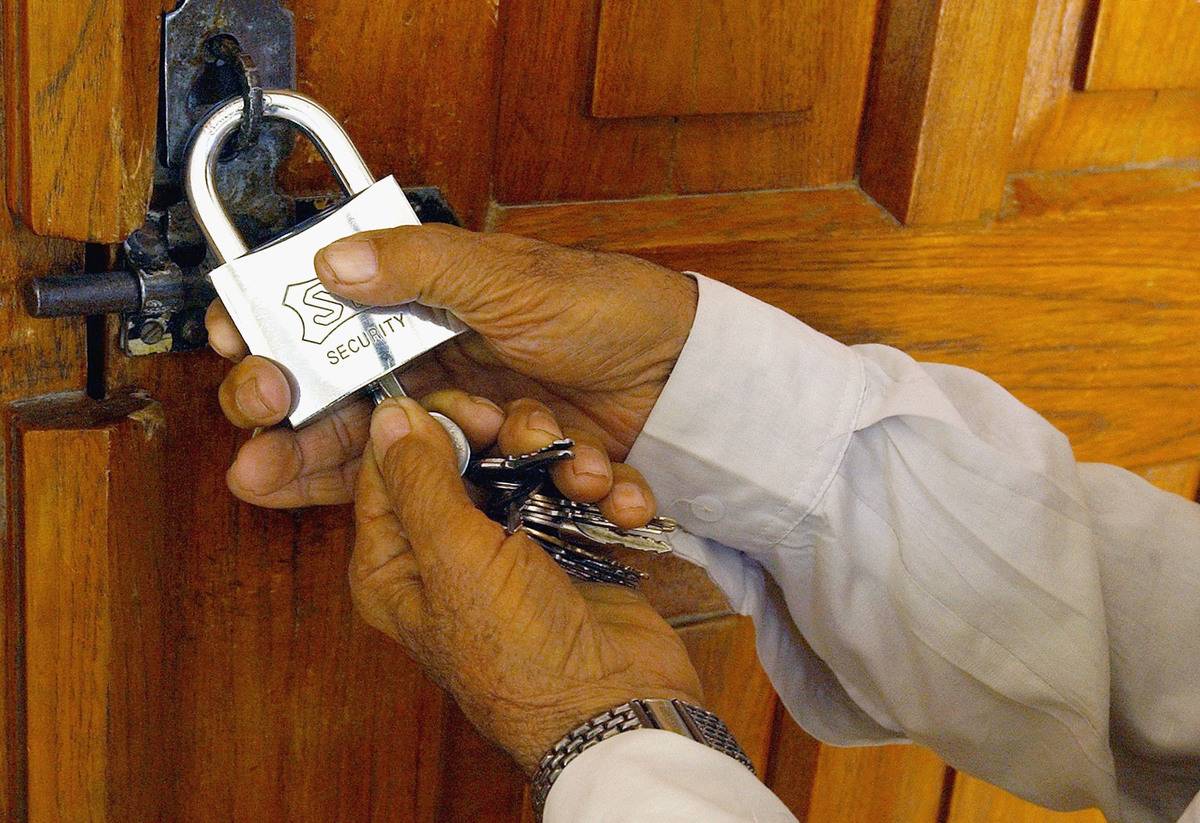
[314,224,548,329]
[369,398,529,595]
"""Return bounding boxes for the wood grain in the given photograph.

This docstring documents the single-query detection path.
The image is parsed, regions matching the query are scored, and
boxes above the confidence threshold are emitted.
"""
[3,0,161,241]
[283,0,500,229]
[1085,0,1200,91]
[1011,0,1200,172]
[435,706,528,822]
[859,0,1038,225]
[763,707,821,819]
[945,773,1105,822]
[591,0,871,118]
[495,0,873,204]
[495,168,1200,469]
[0,63,87,817]
[98,347,452,822]
[14,393,168,823]
[807,744,948,822]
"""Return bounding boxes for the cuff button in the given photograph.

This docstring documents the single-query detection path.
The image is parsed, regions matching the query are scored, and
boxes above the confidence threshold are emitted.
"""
[689,495,725,523]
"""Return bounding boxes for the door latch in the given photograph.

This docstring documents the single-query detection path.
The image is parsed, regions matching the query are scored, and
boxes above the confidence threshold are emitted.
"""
[24,0,461,356]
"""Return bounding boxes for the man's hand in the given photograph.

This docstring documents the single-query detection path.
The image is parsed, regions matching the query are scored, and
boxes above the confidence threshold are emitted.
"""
[355,395,702,772]
[206,225,698,508]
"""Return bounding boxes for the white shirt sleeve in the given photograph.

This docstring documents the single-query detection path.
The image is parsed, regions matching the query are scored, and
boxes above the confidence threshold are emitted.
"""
[544,730,797,822]
[547,275,1200,823]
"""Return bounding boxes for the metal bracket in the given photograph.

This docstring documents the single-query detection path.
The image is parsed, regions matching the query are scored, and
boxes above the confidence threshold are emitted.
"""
[25,0,463,356]
[117,0,298,354]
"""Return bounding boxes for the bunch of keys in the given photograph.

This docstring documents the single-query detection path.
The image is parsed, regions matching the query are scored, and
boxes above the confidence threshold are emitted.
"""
[468,440,678,587]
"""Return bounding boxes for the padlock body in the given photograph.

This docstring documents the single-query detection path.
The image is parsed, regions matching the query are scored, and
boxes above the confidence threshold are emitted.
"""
[209,175,466,427]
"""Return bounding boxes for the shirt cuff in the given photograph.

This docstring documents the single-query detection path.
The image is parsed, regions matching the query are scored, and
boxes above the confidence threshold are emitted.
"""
[627,274,865,555]
[543,729,797,823]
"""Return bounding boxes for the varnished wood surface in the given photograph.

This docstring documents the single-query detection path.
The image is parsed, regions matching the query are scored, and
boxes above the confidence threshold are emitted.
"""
[591,0,875,119]
[102,346,453,822]
[3,0,162,241]
[0,70,87,817]
[494,0,868,204]
[1085,0,1200,91]
[1012,0,1200,172]
[282,0,499,229]
[764,708,821,819]
[808,744,948,822]
[15,393,168,823]
[946,773,1105,823]
[495,167,1200,469]
[859,0,1037,225]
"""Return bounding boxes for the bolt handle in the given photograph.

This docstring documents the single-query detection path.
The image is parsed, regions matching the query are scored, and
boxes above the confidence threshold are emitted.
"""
[24,271,142,317]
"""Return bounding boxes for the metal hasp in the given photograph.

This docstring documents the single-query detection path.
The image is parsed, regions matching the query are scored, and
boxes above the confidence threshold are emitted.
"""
[162,0,294,169]
[112,0,298,354]
[23,0,463,356]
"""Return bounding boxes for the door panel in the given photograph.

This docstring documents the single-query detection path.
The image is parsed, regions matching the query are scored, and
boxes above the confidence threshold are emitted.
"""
[807,744,947,822]
[591,0,875,119]
[1085,0,1200,91]
[860,0,1038,225]
[4,1,1198,821]
[1012,0,1200,172]
[0,123,87,823]
[15,394,168,823]
[3,0,162,242]
[495,0,874,204]
[947,773,1105,822]
[283,0,499,229]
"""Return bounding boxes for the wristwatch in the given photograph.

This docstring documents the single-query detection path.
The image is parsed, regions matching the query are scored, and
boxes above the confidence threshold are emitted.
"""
[530,698,755,818]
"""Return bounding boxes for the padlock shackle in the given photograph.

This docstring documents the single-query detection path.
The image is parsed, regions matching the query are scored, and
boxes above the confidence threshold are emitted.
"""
[185,90,377,263]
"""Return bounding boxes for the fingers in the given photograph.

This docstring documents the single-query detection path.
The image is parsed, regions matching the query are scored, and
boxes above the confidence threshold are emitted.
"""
[226,400,370,507]
[418,389,505,450]
[205,299,249,361]
[597,463,657,529]
[369,398,507,581]
[217,355,292,429]
[497,399,613,503]
[350,446,425,641]
[314,224,545,326]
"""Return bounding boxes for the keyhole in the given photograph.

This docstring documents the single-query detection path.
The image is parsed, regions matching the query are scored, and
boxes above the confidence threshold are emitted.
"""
[187,34,246,115]
[187,34,250,159]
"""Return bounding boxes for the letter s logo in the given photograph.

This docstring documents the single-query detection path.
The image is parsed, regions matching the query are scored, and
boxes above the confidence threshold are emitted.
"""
[303,284,345,327]
[282,279,369,344]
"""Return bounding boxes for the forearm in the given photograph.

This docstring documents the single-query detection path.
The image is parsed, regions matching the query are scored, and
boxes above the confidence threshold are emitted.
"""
[628,274,1200,821]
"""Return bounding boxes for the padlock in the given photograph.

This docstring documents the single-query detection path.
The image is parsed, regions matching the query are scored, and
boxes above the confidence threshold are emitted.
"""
[184,90,471,471]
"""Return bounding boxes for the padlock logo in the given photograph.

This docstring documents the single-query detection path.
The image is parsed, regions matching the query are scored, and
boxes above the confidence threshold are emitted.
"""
[282,279,368,344]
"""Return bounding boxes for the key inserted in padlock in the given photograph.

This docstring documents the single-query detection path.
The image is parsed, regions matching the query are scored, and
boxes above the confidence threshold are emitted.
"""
[184,90,471,473]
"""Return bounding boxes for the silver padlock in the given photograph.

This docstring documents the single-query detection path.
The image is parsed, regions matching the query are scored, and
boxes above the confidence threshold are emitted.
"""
[184,90,471,472]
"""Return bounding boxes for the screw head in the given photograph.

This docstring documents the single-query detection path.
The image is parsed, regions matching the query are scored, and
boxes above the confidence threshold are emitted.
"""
[138,320,166,345]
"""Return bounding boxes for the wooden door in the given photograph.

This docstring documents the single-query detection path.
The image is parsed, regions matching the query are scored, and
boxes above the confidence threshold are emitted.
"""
[2,1,1196,821]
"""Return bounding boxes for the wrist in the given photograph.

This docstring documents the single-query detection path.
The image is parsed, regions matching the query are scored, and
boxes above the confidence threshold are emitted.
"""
[529,696,754,818]
[502,686,704,775]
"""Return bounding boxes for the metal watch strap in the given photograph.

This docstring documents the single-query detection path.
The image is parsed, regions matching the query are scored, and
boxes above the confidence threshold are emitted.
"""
[530,698,755,818]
